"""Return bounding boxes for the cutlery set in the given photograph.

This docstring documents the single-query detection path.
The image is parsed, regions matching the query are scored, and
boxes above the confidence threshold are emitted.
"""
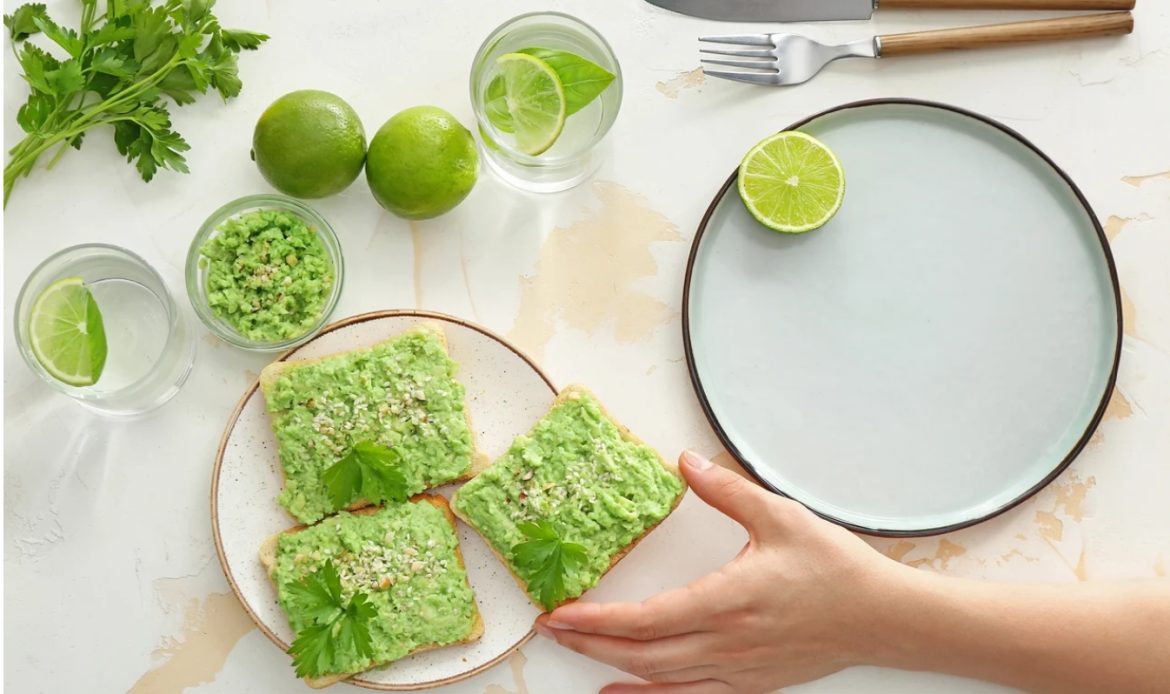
[646,0,1136,86]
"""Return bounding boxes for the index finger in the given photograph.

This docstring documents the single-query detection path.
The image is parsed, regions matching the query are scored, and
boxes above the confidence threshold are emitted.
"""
[544,586,708,641]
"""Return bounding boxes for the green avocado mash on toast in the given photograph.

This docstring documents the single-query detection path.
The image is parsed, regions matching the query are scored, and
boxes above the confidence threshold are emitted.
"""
[262,498,483,686]
[261,327,487,525]
[452,385,687,610]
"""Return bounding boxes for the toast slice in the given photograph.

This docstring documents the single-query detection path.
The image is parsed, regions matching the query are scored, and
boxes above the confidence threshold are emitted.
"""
[451,385,688,611]
[260,496,484,688]
[260,324,489,525]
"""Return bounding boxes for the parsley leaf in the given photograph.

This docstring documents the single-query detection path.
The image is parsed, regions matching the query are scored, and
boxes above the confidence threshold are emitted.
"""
[221,28,268,51]
[287,560,377,679]
[322,441,409,512]
[512,521,588,611]
[3,0,268,205]
[4,3,46,41]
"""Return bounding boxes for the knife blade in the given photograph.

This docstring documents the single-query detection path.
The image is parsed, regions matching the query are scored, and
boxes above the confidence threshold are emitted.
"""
[644,0,876,22]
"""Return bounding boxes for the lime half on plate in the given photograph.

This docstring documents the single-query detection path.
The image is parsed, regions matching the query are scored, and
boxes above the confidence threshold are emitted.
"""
[738,131,846,233]
[28,276,107,386]
[495,52,566,156]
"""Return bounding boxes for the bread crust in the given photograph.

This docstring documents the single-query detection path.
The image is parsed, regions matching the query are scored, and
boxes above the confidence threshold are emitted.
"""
[450,384,689,611]
[260,495,485,688]
[259,323,490,521]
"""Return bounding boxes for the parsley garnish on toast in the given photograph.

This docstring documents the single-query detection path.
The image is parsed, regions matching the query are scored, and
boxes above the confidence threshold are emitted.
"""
[512,521,587,611]
[322,441,408,512]
[286,560,376,679]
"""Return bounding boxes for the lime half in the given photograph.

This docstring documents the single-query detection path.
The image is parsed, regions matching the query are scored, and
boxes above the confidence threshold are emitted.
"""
[738,131,845,234]
[496,52,566,156]
[28,276,107,386]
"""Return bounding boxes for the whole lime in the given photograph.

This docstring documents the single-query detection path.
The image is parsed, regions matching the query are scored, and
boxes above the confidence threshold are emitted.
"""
[252,90,366,199]
[365,106,479,219]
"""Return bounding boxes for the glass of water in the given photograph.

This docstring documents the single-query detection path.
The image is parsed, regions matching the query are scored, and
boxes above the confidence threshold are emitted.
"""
[469,12,623,193]
[14,244,195,415]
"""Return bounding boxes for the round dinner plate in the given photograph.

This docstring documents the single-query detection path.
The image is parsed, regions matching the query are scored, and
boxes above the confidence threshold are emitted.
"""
[212,310,554,690]
[683,99,1121,536]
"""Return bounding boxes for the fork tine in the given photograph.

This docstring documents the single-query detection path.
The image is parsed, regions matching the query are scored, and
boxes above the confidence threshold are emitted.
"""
[701,58,777,72]
[699,46,773,58]
[699,34,773,47]
[702,69,782,86]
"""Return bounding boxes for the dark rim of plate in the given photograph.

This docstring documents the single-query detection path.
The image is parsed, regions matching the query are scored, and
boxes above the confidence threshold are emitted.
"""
[680,97,1123,538]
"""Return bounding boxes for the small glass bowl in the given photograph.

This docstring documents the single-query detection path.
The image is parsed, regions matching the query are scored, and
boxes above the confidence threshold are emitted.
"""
[186,194,344,352]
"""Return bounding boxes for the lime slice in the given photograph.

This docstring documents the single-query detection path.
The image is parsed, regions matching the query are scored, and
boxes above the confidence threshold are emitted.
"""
[496,52,566,156]
[738,131,845,234]
[28,276,107,386]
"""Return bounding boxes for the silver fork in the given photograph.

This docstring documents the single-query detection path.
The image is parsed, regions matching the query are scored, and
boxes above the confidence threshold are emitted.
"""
[700,12,1134,87]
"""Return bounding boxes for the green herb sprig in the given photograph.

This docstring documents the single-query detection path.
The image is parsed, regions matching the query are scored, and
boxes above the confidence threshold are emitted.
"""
[2,0,268,205]
[286,560,376,679]
[322,441,409,512]
[512,520,587,611]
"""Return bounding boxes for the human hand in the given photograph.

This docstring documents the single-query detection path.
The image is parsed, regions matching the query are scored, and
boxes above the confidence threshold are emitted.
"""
[534,450,915,694]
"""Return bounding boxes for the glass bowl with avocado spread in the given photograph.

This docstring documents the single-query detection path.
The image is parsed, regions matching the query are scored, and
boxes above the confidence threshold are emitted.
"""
[186,194,343,351]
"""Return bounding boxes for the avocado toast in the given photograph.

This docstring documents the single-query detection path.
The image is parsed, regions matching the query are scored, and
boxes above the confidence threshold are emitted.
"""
[261,496,484,688]
[261,325,489,524]
[451,385,687,610]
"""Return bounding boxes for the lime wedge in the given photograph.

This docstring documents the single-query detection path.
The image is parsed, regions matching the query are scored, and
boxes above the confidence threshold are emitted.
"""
[738,131,845,234]
[496,52,566,156]
[28,276,107,386]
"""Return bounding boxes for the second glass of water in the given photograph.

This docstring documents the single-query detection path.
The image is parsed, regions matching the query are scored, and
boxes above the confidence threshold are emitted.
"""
[470,12,623,193]
[14,244,195,415]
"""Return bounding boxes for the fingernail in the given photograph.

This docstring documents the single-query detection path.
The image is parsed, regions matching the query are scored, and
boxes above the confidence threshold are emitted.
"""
[682,450,713,471]
[546,619,572,630]
[533,622,555,639]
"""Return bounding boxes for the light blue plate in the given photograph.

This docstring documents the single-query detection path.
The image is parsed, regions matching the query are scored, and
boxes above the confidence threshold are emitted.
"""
[684,100,1121,535]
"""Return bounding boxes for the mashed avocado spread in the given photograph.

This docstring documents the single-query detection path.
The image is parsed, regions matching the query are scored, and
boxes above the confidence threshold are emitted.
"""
[265,329,476,525]
[200,208,333,342]
[452,389,684,604]
[272,502,478,675]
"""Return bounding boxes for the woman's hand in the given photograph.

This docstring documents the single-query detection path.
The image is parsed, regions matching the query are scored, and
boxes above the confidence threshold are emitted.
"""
[534,450,912,694]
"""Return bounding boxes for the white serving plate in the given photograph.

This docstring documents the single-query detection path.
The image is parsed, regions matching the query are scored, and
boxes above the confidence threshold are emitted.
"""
[213,310,555,689]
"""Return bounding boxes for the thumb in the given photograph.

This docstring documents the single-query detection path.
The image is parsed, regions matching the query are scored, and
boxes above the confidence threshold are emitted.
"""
[679,450,788,540]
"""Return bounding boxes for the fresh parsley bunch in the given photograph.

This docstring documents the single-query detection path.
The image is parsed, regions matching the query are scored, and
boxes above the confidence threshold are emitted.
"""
[286,560,377,679]
[2,0,268,205]
[512,520,587,611]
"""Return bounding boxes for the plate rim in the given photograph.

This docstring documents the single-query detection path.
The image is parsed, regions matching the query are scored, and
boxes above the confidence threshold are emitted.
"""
[680,97,1123,538]
[210,309,557,690]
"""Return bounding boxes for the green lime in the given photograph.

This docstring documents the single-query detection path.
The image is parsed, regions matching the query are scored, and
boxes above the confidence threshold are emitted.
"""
[365,106,479,220]
[28,276,107,387]
[252,90,366,199]
[738,131,845,234]
[496,52,566,156]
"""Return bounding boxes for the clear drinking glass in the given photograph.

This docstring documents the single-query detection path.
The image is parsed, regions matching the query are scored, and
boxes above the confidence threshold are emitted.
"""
[14,244,196,415]
[470,12,623,193]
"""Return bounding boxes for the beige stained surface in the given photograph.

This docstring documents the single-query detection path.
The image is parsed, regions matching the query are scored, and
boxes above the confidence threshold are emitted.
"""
[3,1,1168,693]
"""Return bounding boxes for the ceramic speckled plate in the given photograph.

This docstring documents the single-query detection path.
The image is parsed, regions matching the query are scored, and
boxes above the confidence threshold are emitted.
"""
[212,310,553,690]
[684,99,1121,536]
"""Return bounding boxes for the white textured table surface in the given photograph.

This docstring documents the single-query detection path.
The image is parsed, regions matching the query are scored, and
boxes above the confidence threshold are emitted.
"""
[4,1,1168,692]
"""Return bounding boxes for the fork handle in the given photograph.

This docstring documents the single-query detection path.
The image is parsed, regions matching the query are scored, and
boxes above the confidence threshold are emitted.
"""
[880,0,1133,9]
[878,11,1133,57]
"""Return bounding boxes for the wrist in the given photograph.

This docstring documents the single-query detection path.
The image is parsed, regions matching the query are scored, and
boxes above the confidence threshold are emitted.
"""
[848,559,948,671]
